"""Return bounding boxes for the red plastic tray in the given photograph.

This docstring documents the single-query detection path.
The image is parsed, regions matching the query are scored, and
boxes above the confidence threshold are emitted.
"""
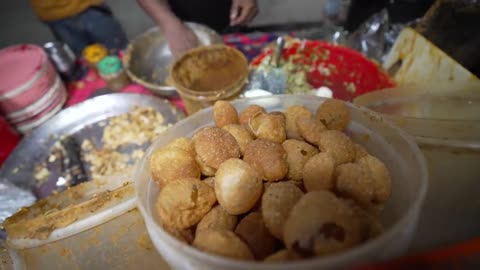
[250,40,395,101]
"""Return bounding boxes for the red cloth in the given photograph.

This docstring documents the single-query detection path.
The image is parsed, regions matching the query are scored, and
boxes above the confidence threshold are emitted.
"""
[65,68,186,112]
[0,115,20,166]
[355,238,480,269]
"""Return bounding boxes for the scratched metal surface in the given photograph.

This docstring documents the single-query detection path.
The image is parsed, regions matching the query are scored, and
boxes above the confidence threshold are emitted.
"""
[0,93,184,199]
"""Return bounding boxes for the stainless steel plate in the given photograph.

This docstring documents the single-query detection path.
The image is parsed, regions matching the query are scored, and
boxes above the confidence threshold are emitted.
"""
[0,93,184,198]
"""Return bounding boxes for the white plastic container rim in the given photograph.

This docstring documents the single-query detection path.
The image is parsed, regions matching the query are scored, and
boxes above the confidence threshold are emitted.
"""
[353,81,480,151]
[135,95,429,269]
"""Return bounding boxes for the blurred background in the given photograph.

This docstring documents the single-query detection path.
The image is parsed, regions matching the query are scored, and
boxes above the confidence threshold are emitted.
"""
[0,0,326,48]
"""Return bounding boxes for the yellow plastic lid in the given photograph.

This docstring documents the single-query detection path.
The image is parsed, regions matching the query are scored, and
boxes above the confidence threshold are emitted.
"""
[83,44,108,65]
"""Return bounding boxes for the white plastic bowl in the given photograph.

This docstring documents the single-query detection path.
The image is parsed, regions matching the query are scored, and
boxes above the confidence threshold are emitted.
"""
[354,81,480,252]
[135,95,428,270]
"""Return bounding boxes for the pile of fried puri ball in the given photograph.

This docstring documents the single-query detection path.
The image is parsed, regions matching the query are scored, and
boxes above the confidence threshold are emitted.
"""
[149,99,392,262]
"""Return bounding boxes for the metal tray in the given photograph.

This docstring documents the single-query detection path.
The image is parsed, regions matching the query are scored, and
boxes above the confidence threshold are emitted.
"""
[0,93,184,199]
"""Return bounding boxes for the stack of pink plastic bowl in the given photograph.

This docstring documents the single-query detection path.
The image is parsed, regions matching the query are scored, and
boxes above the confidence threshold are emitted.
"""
[0,44,66,134]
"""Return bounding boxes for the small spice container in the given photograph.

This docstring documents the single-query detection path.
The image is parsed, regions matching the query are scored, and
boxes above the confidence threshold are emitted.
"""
[98,56,130,91]
[83,44,108,69]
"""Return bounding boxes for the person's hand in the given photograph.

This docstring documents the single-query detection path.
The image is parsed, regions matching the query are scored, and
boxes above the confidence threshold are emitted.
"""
[164,22,199,58]
[230,0,258,26]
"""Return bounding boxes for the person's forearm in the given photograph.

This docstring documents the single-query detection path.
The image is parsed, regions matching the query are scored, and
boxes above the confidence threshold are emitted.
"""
[136,0,182,31]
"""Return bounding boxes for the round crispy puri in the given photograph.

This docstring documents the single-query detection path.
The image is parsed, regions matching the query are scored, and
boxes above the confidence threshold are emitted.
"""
[357,155,391,204]
[195,154,216,176]
[215,158,263,215]
[315,99,350,130]
[283,191,361,256]
[214,100,239,128]
[156,178,216,229]
[249,113,286,143]
[282,139,319,181]
[319,130,355,165]
[303,152,336,192]
[264,249,301,262]
[239,105,266,126]
[196,205,238,235]
[165,137,196,157]
[222,124,254,155]
[243,139,288,181]
[296,116,327,146]
[285,105,313,140]
[193,127,241,169]
[335,163,375,207]
[261,181,304,239]
[193,229,254,260]
[149,147,201,188]
[235,212,277,260]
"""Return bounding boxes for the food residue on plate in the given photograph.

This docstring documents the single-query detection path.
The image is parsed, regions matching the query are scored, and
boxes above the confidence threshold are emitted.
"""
[33,106,171,188]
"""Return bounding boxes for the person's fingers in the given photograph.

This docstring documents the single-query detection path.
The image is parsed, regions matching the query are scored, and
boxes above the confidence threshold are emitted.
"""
[230,0,240,22]
[231,6,252,25]
[186,29,199,46]
[230,9,246,26]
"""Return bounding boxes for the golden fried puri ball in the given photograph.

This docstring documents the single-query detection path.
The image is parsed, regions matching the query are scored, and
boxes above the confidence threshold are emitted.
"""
[315,99,350,131]
[193,229,254,260]
[161,224,194,244]
[261,182,304,239]
[357,155,392,204]
[296,116,327,146]
[222,124,254,155]
[202,177,216,189]
[286,179,306,192]
[335,163,375,207]
[235,212,277,260]
[149,148,201,188]
[215,158,263,215]
[285,105,313,140]
[282,139,319,181]
[214,100,239,128]
[303,152,336,192]
[239,105,266,127]
[165,137,196,157]
[193,127,241,169]
[354,143,369,162]
[196,205,238,235]
[319,130,356,165]
[343,199,384,241]
[283,191,362,257]
[249,112,287,143]
[243,139,289,181]
[195,155,216,176]
[269,111,286,121]
[264,249,301,262]
[156,178,216,229]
